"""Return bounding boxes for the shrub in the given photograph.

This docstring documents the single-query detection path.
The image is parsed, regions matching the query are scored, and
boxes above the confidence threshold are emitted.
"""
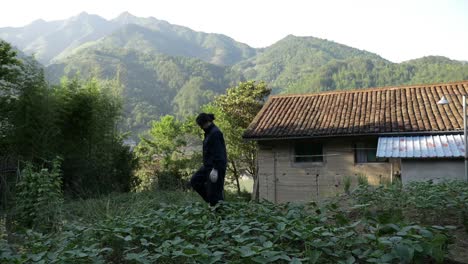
[15,158,63,230]
[156,168,186,190]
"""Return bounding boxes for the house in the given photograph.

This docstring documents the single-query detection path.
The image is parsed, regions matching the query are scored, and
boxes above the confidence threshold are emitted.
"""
[243,81,468,203]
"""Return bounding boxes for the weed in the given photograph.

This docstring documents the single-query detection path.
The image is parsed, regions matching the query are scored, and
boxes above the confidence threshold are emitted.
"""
[357,173,369,186]
[15,158,63,231]
[343,176,352,194]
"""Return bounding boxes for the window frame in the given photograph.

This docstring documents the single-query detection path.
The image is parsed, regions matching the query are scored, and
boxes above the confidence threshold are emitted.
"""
[354,141,388,164]
[291,141,324,166]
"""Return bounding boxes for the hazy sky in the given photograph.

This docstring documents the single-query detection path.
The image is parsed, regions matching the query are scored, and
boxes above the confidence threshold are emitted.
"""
[1,0,467,62]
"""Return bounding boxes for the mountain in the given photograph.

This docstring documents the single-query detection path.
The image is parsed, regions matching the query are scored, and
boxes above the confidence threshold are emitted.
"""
[0,12,256,66]
[46,46,244,135]
[0,12,117,64]
[232,35,468,94]
[233,35,388,92]
[109,12,256,65]
[3,12,468,138]
[277,55,468,94]
[64,23,256,66]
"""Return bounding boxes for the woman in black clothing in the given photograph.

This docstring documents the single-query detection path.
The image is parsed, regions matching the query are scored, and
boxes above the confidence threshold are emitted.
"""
[190,113,227,206]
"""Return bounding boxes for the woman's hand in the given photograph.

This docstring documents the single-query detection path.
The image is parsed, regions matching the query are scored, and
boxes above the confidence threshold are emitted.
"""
[209,169,218,183]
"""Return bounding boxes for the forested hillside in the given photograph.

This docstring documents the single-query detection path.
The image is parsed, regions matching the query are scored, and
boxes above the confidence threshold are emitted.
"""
[2,12,468,137]
[234,35,468,93]
[233,35,387,92]
[282,55,468,94]
[46,47,244,134]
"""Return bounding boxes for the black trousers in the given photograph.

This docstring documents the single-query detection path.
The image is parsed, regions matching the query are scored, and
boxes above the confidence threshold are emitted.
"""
[190,166,225,206]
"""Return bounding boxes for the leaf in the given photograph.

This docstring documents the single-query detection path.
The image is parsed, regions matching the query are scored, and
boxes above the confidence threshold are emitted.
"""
[290,257,303,264]
[389,236,402,243]
[263,241,273,248]
[419,229,433,238]
[346,255,356,264]
[77,252,88,258]
[239,246,256,257]
[277,222,286,231]
[379,253,395,263]
[393,244,414,262]
[308,250,322,264]
[182,248,197,255]
[252,256,269,264]
[432,234,448,245]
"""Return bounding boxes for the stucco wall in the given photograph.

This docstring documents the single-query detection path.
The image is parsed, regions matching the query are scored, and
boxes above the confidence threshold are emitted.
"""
[401,159,464,184]
[257,138,394,203]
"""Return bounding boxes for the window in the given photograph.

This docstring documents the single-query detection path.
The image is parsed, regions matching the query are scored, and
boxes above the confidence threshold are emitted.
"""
[294,142,323,163]
[355,142,387,163]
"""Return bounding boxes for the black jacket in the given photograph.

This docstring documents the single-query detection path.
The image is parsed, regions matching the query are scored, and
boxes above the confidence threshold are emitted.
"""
[203,124,227,171]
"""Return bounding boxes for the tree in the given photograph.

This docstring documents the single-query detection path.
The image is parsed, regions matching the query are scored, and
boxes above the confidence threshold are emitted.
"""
[54,78,136,196]
[1,39,138,201]
[137,115,187,164]
[135,115,198,190]
[12,58,56,161]
[0,40,21,89]
[214,81,271,198]
[0,41,22,148]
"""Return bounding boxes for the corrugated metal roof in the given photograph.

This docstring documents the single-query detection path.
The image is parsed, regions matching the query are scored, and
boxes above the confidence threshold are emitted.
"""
[377,135,465,158]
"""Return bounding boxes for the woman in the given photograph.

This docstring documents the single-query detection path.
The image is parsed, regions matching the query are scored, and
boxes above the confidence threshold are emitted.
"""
[190,113,227,206]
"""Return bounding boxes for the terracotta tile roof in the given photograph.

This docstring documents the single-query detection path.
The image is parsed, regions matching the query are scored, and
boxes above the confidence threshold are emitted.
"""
[243,81,468,139]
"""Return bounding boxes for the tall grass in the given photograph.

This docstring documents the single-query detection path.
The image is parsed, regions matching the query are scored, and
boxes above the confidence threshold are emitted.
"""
[357,173,369,186]
[63,189,250,223]
[343,176,352,194]
[63,191,200,223]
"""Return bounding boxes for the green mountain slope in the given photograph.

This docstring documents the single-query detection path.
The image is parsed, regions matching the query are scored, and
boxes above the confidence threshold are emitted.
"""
[281,55,468,94]
[0,12,256,66]
[233,35,468,94]
[64,23,256,66]
[46,47,243,136]
[45,33,468,138]
[233,35,388,92]
[110,12,256,65]
[5,13,467,138]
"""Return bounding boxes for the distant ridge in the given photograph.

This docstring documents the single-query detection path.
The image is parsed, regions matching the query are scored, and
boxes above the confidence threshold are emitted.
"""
[2,12,467,138]
[0,11,256,65]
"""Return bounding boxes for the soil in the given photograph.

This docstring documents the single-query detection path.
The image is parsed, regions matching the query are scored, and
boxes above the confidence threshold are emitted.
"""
[448,228,468,263]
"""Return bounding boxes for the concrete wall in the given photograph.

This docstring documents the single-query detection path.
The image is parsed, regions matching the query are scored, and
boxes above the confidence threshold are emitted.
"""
[257,137,394,203]
[401,159,464,184]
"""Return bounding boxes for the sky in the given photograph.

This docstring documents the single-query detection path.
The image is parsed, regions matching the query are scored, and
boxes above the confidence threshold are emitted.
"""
[0,0,467,62]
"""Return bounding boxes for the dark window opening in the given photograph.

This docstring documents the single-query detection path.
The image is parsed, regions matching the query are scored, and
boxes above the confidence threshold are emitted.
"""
[294,143,323,163]
[355,142,388,163]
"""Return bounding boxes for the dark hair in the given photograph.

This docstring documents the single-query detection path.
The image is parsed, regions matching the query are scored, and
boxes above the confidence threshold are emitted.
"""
[196,113,215,126]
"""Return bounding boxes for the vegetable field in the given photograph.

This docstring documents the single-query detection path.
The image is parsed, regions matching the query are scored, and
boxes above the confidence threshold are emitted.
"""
[1,181,467,263]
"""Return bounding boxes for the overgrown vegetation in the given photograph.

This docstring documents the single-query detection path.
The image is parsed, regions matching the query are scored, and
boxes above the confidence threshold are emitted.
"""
[15,159,63,230]
[134,81,270,196]
[1,181,467,263]
[2,36,468,263]
[0,40,137,198]
[352,181,468,230]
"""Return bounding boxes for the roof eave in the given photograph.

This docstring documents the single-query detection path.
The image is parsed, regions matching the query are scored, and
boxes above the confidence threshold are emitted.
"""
[243,130,464,141]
